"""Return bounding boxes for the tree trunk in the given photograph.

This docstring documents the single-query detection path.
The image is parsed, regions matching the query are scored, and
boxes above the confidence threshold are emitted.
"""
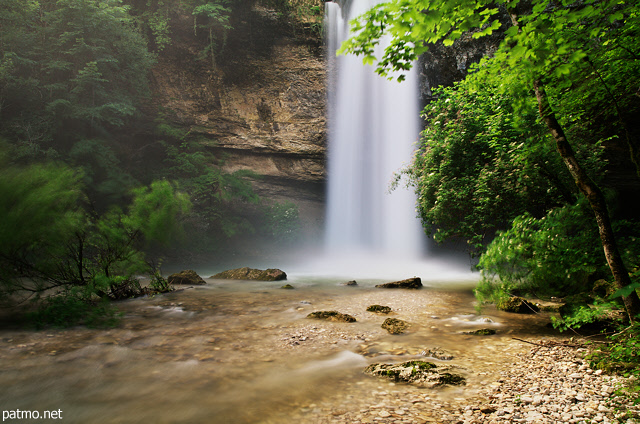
[534,79,640,323]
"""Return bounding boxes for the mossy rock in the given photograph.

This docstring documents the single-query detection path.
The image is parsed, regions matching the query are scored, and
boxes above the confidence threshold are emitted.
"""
[375,277,422,289]
[591,279,617,299]
[382,317,409,334]
[367,305,392,314]
[421,347,454,360]
[211,267,287,281]
[364,361,465,388]
[167,270,206,285]
[464,328,496,336]
[307,311,356,323]
[281,284,294,289]
[496,296,539,314]
[109,278,143,300]
[340,280,358,286]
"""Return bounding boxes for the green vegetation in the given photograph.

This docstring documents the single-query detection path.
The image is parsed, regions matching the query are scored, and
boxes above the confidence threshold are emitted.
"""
[0,0,305,326]
[340,0,640,382]
[0,149,191,324]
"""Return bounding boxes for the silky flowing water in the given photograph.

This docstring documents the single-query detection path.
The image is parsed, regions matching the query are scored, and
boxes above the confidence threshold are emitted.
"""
[0,276,558,423]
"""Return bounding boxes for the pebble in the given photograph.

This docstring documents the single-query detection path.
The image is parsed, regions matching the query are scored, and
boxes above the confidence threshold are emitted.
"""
[289,340,640,424]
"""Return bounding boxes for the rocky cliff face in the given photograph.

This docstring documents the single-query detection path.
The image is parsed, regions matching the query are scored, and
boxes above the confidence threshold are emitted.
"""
[149,2,327,236]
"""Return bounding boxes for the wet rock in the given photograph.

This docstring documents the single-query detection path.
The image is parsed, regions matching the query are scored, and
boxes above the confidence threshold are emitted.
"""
[167,270,206,285]
[307,311,356,323]
[375,277,422,289]
[496,296,539,314]
[464,328,496,336]
[366,305,392,314]
[109,278,143,299]
[382,318,409,334]
[280,284,294,289]
[340,280,358,286]
[364,360,466,388]
[421,347,454,360]
[211,267,287,281]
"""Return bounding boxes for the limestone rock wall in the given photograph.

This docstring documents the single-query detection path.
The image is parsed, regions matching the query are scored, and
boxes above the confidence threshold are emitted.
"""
[148,1,327,236]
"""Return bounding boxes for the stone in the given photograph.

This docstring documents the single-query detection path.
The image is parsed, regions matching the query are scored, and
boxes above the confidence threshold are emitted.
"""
[280,284,294,289]
[496,296,540,314]
[167,270,206,285]
[382,318,410,334]
[364,360,466,388]
[367,305,392,314]
[306,311,356,323]
[463,328,496,336]
[211,267,287,281]
[421,347,454,360]
[375,277,422,289]
[341,280,358,286]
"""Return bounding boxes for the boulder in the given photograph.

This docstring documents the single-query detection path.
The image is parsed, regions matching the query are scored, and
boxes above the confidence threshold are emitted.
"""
[167,270,206,285]
[382,318,409,334]
[375,277,422,289]
[307,311,356,323]
[364,360,466,388]
[211,267,287,281]
[421,347,454,360]
[109,278,142,299]
[280,284,294,289]
[367,305,392,314]
[463,328,496,336]
[340,280,358,286]
[496,296,539,314]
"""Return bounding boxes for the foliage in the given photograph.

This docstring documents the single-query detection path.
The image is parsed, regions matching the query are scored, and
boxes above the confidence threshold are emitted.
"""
[261,201,300,244]
[157,123,261,245]
[191,0,233,66]
[126,180,192,246]
[0,146,191,325]
[407,77,580,254]
[340,0,640,312]
[258,0,324,36]
[0,152,86,301]
[0,0,156,207]
[127,0,235,62]
[0,0,155,136]
[478,201,605,298]
[30,295,122,329]
[550,301,623,332]
[588,325,640,404]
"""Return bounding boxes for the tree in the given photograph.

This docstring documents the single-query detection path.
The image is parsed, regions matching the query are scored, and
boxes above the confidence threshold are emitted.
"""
[339,0,640,321]
[0,143,191,306]
[407,77,587,255]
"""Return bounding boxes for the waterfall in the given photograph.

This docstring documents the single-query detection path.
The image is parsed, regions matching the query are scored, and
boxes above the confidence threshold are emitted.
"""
[324,0,424,259]
[284,0,476,282]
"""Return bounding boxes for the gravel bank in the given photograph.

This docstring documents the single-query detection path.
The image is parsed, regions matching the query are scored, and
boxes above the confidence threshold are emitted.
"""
[291,340,640,424]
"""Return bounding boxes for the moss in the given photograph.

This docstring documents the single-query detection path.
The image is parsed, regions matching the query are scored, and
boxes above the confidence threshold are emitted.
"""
[466,328,496,336]
[439,372,466,385]
[404,361,437,371]
[381,318,409,334]
[306,310,356,322]
[366,304,392,314]
[496,296,539,314]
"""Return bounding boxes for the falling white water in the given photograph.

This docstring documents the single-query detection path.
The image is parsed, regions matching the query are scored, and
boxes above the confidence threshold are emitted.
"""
[314,0,477,283]
[325,0,423,257]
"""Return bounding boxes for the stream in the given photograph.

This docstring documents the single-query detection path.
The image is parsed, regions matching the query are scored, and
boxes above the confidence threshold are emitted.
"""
[0,273,558,423]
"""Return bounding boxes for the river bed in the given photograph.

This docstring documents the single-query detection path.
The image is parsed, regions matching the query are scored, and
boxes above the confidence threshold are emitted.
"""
[0,274,561,423]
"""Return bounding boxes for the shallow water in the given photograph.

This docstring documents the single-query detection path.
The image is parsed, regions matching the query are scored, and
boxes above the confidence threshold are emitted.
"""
[0,274,557,423]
